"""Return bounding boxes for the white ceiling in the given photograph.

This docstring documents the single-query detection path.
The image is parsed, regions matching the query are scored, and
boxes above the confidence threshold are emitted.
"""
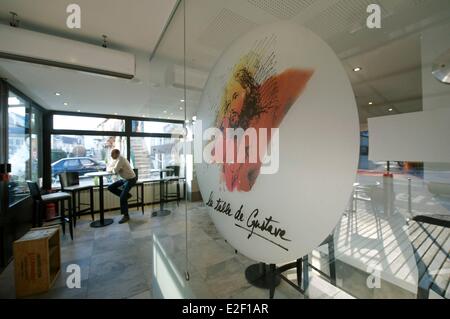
[0,0,177,53]
[1,0,450,124]
[157,0,450,123]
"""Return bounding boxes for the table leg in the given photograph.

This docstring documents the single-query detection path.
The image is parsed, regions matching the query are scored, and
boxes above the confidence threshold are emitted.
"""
[99,176,104,224]
[90,187,94,221]
[160,173,164,211]
[72,191,77,228]
[68,198,74,240]
[90,176,114,228]
[152,171,171,217]
[141,183,144,214]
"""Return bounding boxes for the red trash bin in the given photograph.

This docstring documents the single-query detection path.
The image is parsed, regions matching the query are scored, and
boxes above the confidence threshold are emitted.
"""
[45,203,56,220]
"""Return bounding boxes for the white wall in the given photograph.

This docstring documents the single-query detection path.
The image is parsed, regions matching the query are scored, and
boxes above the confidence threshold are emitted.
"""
[368,108,450,163]
[369,21,450,185]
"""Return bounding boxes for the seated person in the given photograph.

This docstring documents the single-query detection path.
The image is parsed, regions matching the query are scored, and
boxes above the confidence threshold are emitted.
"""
[107,149,137,224]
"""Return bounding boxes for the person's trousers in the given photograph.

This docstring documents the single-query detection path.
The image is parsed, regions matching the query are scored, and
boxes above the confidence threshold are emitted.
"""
[107,177,137,216]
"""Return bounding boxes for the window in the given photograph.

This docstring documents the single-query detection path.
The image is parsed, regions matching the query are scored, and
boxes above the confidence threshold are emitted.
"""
[130,136,184,180]
[31,108,42,182]
[7,91,43,206]
[51,134,127,187]
[131,120,184,134]
[8,92,29,205]
[50,114,185,187]
[53,115,125,132]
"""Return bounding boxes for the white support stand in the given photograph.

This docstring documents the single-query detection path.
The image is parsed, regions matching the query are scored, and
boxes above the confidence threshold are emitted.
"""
[408,178,412,215]
[383,173,394,217]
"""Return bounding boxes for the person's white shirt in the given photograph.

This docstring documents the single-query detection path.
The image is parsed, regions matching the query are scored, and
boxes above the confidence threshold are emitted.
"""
[107,155,136,180]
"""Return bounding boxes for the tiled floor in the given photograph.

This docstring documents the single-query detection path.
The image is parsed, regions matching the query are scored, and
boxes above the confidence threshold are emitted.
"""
[0,201,350,299]
[2,174,447,300]
[320,174,450,299]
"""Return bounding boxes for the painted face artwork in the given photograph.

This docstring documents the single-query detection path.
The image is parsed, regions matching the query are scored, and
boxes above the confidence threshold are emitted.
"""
[213,53,314,192]
[196,22,359,263]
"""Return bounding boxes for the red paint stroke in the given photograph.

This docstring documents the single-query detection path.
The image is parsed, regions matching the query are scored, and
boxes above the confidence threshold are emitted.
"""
[215,68,314,192]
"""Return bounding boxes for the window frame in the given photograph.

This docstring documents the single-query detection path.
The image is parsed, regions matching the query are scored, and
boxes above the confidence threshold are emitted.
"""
[52,114,127,132]
[46,110,184,189]
[4,83,45,207]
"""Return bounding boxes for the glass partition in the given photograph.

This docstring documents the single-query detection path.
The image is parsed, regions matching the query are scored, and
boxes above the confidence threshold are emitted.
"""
[146,0,192,297]
[168,0,450,299]
[1,0,448,301]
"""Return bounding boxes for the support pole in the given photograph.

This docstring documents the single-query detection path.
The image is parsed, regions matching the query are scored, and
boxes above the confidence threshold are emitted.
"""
[408,177,412,215]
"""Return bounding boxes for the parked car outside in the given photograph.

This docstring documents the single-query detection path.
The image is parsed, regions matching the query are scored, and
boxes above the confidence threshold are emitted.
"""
[51,157,106,178]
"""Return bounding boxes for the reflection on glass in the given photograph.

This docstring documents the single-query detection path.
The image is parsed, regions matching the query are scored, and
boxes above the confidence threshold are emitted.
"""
[53,115,125,132]
[51,135,127,187]
[130,137,184,180]
[8,92,30,205]
[131,120,184,134]
[31,109,42,182]
[152,234,192,298]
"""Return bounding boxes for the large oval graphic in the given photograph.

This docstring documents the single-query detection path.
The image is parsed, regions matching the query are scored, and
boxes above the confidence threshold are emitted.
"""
[195,21,359,264]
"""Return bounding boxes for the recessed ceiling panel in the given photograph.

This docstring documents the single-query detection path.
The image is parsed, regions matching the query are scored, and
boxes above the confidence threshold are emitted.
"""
[197,8,258,51]
[247,0,315,19]
[304,0,390,39]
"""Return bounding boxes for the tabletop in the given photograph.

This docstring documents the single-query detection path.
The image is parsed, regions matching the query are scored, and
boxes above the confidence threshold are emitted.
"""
[84,171,115,177]
[150,168,174,173]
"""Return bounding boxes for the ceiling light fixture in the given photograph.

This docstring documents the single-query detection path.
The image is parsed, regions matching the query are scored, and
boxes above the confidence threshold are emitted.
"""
[179,107,183,111]
[77,110,81,112]
[388,108,393,112]
[163,110,167,114]
[64,102,68,106]
[55,92,61,96]
[353,67,362,72]
[180,99,185,102]
[368,102,373,105]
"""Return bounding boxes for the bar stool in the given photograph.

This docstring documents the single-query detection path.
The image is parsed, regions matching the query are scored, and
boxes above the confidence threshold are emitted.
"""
[27,181,74,240]
[59,172,95,226]
[164,165,181,206]
[130,169,144,214]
